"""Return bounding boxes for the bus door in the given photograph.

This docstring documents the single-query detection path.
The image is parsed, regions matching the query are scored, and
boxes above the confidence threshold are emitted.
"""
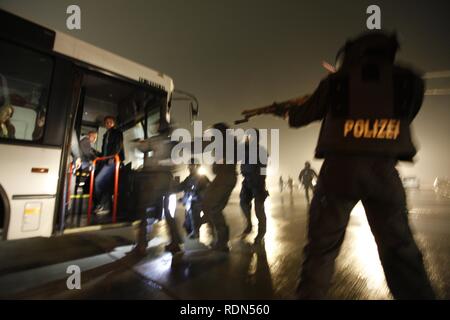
[62,69,166,229]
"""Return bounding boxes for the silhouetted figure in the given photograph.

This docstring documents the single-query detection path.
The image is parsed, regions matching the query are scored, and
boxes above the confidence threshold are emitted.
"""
[298,161,318,205]
[287,177,294,198]
[177,160,210,240]
[202,123,237,252]
[239,130,269,244]
[273,31,435,299]
[134,124,182,255]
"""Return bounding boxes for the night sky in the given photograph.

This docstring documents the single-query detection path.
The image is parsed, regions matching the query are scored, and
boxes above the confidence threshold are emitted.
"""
[1,0,449,186]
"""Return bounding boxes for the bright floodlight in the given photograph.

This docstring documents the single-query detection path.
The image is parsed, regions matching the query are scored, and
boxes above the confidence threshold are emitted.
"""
[198,166,208,175]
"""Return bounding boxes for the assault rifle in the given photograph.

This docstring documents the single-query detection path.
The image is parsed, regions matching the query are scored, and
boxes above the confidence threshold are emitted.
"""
[234,95,310,124]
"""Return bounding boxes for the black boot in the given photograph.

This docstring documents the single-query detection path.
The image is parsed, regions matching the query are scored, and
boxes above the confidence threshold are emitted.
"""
[165,242,182,254]
[211,226,230,252]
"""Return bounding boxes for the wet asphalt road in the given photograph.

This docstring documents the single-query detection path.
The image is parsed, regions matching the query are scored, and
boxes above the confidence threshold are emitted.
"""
[48,188,450,300]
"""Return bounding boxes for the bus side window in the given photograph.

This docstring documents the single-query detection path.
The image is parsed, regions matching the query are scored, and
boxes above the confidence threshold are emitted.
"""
[121,106,160,170]
[0,40,53,143]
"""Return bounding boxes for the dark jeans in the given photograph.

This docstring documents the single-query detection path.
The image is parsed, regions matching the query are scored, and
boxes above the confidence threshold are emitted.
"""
[94,162,115,208]
[297,156,435,299]
[203,173,237,246]
[240,178,268,237]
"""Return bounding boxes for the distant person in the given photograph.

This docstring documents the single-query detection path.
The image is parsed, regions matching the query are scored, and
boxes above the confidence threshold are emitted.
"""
[298,161,318,205]
[287,177,294,197]
[279,176,284,193]
[94,116,124,215]
[0,104,15,139]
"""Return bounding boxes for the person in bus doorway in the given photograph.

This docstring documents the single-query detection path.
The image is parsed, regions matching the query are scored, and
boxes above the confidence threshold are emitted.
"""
[94,116,124,215]
[298,161,318,205]
[0,104,15,139]
[79,131,100,169]
[76,131,101,193]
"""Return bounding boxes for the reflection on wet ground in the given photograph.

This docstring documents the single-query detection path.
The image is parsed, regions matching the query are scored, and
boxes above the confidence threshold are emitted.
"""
[144,189,449,299]
[5,189,450,299]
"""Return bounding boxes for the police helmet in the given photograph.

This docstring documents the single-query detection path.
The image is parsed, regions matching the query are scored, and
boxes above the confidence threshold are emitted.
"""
[335,31,399,69]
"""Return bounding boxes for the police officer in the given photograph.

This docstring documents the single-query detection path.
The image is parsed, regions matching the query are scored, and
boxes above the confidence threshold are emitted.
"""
[240,130,269,243]
[202,123,238,252]
[298,161,318,205]
[134,124,182,255]
[272,31,435,299]
[177,160,210,239]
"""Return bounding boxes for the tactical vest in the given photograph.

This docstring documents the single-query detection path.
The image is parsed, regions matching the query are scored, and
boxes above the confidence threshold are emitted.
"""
[315,63,418,161]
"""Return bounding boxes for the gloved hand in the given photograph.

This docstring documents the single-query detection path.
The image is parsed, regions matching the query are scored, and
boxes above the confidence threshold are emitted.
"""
[271,102,290,119]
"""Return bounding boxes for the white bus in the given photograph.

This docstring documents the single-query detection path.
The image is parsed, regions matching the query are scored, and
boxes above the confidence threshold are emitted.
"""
[0,10,185,240]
